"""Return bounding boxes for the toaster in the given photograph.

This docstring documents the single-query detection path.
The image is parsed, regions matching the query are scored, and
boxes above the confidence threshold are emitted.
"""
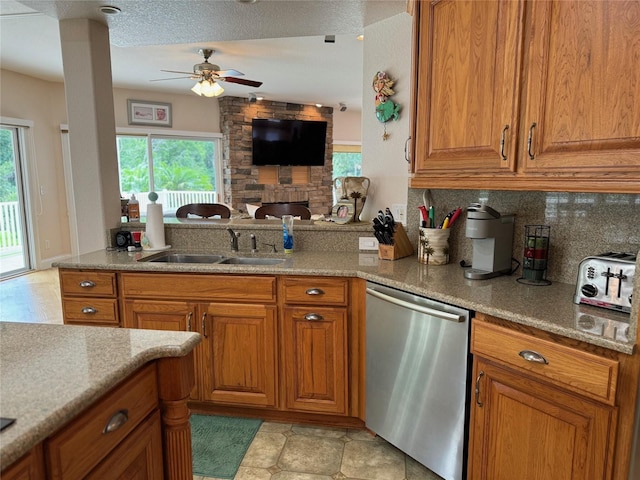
[574,252,636,313]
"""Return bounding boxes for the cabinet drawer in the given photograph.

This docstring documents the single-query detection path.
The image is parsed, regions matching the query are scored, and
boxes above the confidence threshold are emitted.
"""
[62,299,119,326]
[46,365,158,480]
[472,320,619,405]
[121,273,276,302]
[59,271,117,297]
[283,277,349,306]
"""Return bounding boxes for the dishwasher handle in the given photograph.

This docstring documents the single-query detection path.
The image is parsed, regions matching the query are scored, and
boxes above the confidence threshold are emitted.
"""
[366,287,464,323]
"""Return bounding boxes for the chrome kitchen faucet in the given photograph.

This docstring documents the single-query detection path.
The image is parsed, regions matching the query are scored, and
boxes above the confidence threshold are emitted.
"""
[227,228,240,252]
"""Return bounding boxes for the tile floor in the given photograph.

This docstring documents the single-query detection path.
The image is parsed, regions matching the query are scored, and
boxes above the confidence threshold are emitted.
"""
[194,422,444,480]
[0,271,444,480]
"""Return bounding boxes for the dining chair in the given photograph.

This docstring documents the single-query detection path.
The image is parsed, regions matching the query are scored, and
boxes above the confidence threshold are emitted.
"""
[175,203,231,219]
[254,204,311,220]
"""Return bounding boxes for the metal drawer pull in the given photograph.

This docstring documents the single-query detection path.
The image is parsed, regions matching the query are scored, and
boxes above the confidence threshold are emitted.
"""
[527,122,537,160]
[305,288,325,296]
[81,307,97,314]
[518,349,548,365]
[103,409,128,434]
[304,313,324,321]
[475,371,485,407]
[186,312,193,331]
[201,312,208,338]
[500,124,509,161]
[79,280,96,288]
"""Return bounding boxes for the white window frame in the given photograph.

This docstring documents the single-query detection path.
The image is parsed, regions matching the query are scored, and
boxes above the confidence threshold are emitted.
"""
[115,127,224,198]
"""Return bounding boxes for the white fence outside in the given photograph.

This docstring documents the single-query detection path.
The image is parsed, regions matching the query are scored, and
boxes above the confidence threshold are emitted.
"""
[0,201,22,248]
[127,190,219,217]
[1,191,219,252]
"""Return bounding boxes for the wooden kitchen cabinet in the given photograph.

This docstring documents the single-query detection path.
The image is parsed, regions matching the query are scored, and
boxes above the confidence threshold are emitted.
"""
[59,270,119,327]
[46,365,163,480]
[281,277,349,415]
[60,270,364,426]
[410,0,640,193]
[121,273,278,408]
[469,316,619,480]
[199,303,278,407]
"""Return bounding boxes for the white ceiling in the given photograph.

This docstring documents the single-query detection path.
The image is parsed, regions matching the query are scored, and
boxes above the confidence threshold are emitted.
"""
[0,0,407,111]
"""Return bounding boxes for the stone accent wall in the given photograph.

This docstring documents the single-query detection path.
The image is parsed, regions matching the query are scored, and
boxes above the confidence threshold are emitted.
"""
[219,97,334,215]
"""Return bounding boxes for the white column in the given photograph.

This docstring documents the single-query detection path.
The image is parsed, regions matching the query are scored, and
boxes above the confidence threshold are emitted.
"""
[59,18,121,254]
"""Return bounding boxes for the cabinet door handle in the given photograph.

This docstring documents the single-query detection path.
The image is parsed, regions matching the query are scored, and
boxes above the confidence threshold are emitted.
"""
[305,288,324,296]
[527,122,537,160]
[500,125,509,161]
[79,280,96,288]
[81,306,97,315]
[103,409,128,434]
[404,136,411,163]
[186,312,193,331]
[519,349,549,364]
[304,313,324,321]
[201,312,207,338]
[475,371,485,407]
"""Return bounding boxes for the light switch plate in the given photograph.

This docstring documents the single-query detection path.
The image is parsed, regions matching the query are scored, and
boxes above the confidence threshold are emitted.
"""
[359,237,379,250]
[392,204,407,224]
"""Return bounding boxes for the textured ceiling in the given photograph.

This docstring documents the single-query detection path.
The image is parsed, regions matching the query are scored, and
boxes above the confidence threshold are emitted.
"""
[0,0,408,111]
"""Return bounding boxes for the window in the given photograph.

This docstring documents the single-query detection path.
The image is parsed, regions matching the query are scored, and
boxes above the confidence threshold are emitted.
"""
[116,131,222,217]
[332,144,362,178]
[332,144,362,202]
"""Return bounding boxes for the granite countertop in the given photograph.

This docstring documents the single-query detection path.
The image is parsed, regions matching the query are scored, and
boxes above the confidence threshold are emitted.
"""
[54,248,637,355]
[0,322,201,467]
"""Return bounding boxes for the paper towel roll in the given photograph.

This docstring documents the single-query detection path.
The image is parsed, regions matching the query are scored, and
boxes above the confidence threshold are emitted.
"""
[145,203,166,249]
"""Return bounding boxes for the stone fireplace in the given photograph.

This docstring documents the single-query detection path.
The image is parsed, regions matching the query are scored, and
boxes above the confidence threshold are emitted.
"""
[218,97,334,215]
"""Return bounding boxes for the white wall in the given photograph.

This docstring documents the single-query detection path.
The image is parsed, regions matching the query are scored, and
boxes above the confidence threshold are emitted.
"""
[333,110,362,143]
[361,12,413,221]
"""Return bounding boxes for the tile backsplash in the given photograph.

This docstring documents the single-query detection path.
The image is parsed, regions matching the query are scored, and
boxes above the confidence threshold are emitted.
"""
[407,190,640,284]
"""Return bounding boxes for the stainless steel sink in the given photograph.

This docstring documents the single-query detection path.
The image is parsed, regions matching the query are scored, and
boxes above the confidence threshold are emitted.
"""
[217,257,286,265]
[138,253,285,266]
[140,253,226,263]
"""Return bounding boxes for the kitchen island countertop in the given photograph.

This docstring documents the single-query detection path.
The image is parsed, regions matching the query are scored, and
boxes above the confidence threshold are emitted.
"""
[54,248,638,354]
[0,322,201,467]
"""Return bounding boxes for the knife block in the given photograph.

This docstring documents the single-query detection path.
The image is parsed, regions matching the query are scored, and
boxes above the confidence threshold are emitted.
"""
[378,224,414,260]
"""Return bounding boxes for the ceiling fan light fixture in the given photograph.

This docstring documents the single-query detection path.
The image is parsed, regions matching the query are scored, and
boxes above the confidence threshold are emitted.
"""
[191,82,203,96]
[197,79,224,97]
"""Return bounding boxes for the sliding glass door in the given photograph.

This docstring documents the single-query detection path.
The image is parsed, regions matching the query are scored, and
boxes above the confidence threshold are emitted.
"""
[0,126,31,277]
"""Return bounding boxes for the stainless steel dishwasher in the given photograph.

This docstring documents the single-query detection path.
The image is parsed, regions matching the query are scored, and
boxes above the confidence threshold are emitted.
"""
[365,282,471,480]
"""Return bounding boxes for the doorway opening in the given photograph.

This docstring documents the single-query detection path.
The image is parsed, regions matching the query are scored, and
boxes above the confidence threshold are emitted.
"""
[0,124,33,278]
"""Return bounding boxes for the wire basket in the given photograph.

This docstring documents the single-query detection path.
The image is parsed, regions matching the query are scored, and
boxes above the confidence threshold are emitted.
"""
[517,225,552,286]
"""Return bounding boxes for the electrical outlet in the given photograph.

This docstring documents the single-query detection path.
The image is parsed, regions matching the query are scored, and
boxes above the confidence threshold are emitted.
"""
[392,204,407,225]
[45,240,50,249]
[359,237,379,251]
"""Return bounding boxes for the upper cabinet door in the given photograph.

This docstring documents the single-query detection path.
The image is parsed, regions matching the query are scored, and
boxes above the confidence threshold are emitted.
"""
[520,0,640,178]
[413,0,524,174]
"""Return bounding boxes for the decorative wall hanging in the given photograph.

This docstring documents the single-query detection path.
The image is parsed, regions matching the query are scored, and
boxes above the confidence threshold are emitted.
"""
[372,71,401,140]
[127,99,172,127]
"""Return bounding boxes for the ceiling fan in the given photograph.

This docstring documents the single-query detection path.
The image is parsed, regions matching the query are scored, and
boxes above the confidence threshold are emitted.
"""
[152,48,263,97]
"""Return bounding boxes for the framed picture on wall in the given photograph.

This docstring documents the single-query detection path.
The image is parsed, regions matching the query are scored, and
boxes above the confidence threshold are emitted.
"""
[127,99,172,127]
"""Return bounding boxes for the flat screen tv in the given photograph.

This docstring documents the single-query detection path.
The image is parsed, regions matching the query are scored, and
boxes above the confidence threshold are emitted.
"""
[252,118,327,166]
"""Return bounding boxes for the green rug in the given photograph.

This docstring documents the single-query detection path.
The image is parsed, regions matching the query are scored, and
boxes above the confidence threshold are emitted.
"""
[191,414,262,479]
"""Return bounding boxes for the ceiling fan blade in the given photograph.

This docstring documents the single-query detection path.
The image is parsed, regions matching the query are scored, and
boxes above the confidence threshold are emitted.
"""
[150,76,193,82]
[222,77,263,87]
[161,69,196,75]
[215,69,243,77]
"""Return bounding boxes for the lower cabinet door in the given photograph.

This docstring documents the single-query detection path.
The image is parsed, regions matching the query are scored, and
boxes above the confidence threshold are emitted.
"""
[469,358,617,480]
[282,306,348,415]
[124,300,194,332]
[124,300,200,399]
[200,303,278,407]
[86,411,164,480]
